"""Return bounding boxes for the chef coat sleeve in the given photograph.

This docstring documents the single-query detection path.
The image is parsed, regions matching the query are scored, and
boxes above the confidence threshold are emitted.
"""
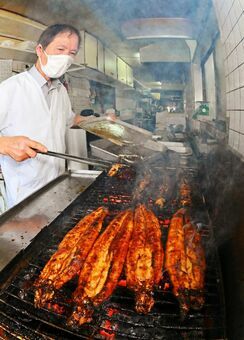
[66,108,75,128]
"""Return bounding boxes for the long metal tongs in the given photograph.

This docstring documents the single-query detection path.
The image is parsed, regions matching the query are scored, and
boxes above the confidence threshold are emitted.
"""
[36,150,113,169]
[117,154,143,164]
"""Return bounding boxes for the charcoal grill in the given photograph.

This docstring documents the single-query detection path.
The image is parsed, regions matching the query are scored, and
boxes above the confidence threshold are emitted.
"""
[0,168,226,339]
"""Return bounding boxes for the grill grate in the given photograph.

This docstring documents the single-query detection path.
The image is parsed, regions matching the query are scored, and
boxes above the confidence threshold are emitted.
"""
[0,170,226,339]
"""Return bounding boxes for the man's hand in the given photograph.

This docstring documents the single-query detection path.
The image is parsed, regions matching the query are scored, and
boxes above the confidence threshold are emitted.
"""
[105,112,116,121]
[73,114,98,126]
[0,136,48,162]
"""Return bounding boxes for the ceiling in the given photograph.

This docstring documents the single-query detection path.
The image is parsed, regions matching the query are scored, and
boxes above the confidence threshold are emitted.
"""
[0,0,214,89]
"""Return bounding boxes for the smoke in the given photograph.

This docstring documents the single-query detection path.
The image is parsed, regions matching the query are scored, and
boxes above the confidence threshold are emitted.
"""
[199,146,244,248]
[3,0,217,94]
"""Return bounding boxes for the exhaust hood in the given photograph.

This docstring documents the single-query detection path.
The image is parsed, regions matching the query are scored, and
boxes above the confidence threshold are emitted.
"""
[121,18,195,40]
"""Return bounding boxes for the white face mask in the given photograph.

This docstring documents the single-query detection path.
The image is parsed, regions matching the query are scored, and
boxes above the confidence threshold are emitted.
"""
[39,48,73,78]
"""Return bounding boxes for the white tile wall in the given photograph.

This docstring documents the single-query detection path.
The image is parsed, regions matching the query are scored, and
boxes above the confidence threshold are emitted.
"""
[66,76,91,114]
[214,0,244,158]
[12,60,32,73]
[238,13,244,35]
[236,42,243,64]
[226,92,230,108]
[239,133,244,153]
[234,68,240,88]
[221,0,233,24]
[239,0,244,10]
[231,91,235,108]
[230,71,235,90]
[224,38,230,56]
[225,33,233,55]
[229,128,234,146]
[234,131,239,148]
[0,60,12,82]
[229,111,235,129]
[233,130,240,149]
[233,131,238,149]
[241,87,244,107]
[233,24,242,46]
[233,0,243,19]
[229,5,237,26]
[239,63,244,86]
[240,111,244,132]
[235,110,241,130]
[229,49,237,71]
[224,59,229,76]
[234,88,241,109]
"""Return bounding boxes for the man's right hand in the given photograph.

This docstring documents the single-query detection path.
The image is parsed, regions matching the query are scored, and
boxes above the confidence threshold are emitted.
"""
[0,136,48,162]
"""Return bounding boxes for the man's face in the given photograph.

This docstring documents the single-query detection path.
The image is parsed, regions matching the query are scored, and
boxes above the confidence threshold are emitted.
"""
[36,31,79,66]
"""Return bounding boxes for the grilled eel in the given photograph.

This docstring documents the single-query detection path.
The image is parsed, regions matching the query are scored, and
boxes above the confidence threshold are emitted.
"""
[34,206,108,308]
[165,208,206,315]
[108,163,136,180]
[68,210,134,327]
[132,171,152,202]
[179,179,191,206]
[126,205,164,314]
[154,174,174,208]
[108,163,124,177]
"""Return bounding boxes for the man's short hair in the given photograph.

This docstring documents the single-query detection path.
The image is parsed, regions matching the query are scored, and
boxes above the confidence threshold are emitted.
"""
[37,24,81,50]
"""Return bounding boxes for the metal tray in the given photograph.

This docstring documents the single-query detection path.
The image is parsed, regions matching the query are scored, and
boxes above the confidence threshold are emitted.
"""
[90,139,161,162]
[78,117,153,146]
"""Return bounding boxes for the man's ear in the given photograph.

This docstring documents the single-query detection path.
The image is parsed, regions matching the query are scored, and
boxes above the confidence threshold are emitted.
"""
[35,44,42,57]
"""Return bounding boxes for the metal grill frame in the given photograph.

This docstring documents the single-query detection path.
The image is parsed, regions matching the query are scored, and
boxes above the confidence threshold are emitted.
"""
[0,171,226,339]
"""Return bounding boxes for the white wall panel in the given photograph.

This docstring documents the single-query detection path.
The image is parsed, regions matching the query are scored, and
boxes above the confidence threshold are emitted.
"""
[215,0,244,157]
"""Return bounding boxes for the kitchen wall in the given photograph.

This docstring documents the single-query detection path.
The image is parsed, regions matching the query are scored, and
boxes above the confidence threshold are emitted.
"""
[0,59,12,82]
[65,75,91,115]
[204,53,217,120]
[115,87,137,120]
[213,0,244,157]
[192,63,203,103]
[184,70,195,118]
[63,75,90,169]
[0,59,33,81]
[214,38,227,120]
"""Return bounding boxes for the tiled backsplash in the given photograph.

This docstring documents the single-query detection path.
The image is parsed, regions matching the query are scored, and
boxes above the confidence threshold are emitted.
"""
[213,0,244,156]
[0,59,12,82]
[65,76,91,115]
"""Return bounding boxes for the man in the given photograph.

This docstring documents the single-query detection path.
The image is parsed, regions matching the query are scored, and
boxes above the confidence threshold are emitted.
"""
[0,24,89,208]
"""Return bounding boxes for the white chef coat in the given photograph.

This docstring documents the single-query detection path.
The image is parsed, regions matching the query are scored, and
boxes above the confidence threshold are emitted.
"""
[0,70,74,208]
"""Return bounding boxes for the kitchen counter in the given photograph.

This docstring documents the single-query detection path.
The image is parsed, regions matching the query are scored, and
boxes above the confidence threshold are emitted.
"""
[0,169,101,271]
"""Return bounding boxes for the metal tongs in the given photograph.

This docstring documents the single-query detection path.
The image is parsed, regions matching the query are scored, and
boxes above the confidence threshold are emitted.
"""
[36,150,113,169]
[37,150,147,168]
[117,154,143,164]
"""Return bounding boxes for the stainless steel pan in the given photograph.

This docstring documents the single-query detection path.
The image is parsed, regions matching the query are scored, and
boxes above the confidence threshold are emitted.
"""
[78,117,167,152]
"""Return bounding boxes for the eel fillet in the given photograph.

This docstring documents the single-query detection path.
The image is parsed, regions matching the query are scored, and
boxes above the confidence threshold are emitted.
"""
[165,208,206,315]
[68,210,133,326]
[34,206,108,308]
[126,204,164,314]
